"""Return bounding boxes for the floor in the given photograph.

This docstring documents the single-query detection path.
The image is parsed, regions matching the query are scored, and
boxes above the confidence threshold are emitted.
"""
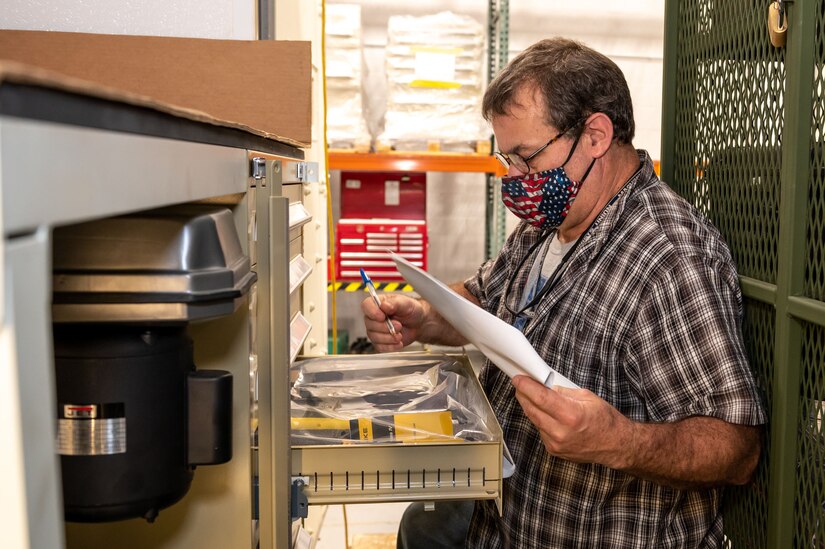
[312,503,407,549]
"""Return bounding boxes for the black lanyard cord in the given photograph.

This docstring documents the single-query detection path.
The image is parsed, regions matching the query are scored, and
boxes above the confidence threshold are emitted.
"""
[501,170,638,319]
[502,229,584,317]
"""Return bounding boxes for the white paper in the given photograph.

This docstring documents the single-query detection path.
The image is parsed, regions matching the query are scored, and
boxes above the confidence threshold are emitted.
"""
[392,253,578,389]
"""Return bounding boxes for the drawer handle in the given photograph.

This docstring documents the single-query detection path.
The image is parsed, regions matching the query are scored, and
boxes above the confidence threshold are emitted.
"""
[288,202,312,230]
[289,312,312,364]
[289,255,313,295]
[306,466,487,493]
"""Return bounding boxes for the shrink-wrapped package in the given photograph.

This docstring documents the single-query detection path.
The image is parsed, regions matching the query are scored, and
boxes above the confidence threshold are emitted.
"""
[325,4,371,150]
[290,354,496,446]
[378,12,489,152]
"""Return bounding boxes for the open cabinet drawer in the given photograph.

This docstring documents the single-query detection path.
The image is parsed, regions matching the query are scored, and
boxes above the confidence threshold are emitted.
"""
[290,352,503,511]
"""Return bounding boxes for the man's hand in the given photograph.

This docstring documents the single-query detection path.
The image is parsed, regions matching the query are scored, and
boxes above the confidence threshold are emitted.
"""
[512,375,762,489]
[361,283,475,351]
[361,294,423,351]
[512,376,631,467]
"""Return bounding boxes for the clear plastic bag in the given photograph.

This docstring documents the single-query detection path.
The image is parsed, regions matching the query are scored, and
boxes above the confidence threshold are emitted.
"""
[290,354,495,446]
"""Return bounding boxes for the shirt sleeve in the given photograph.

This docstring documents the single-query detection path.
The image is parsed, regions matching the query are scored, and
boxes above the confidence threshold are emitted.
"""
[624,254,767,426]
[463,222,529,311]
[463,258,495,309]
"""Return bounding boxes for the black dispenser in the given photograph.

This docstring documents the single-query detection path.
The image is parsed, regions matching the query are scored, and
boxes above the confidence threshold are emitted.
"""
[51,206,253,522]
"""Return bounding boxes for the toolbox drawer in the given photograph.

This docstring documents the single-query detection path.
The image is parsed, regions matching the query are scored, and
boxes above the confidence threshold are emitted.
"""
[289,286,302,322]
[289,312,311,365]
[289,202,311,242]
[290,352,503,511]
[289,235,303,261]
[335,219,427,282]
[288,254,311,326]
[281,181,304,204]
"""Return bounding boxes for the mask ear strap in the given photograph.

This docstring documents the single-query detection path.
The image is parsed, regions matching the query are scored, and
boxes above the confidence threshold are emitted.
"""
[578,157,597,184]
[561,133,582,167]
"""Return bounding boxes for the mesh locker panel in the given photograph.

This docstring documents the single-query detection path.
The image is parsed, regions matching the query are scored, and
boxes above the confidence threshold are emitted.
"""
[805,2,825,301]
[672,0,784,284]
[670,0,783,544]
[722,299,774,549]
[797,3,825,546]
[794,322,825,547]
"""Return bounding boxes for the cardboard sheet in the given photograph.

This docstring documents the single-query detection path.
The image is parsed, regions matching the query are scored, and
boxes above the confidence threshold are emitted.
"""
[392,253,578,389]
[0,30,311,148]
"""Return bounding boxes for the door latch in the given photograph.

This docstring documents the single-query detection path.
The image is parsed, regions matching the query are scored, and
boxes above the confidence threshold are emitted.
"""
[290,476,309,519]
[251,157,266,181]
[295,162,319,183]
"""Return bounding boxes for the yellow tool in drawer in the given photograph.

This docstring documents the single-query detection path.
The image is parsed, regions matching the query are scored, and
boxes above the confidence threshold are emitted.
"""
[291,411,455,443]
[290,352,503,513]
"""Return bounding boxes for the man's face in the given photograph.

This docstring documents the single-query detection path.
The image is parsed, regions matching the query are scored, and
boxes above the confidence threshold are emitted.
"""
[491,85,578,178]
[491,85,613,236]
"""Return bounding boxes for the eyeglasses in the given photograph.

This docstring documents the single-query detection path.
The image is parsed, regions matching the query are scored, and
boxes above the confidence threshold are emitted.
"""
[493,118,584,174]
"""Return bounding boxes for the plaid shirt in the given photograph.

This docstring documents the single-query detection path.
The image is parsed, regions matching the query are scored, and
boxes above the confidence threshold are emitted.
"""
[464,151,766,548]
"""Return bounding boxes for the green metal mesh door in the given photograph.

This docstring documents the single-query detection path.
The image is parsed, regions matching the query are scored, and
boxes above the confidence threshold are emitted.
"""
[663,0,825,546]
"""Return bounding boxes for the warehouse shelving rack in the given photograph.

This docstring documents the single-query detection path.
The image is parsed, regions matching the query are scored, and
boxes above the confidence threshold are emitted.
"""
[328,0,511,262]
[328,150,506,177]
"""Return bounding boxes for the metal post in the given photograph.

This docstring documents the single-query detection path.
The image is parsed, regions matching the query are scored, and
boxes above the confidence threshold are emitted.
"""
[484,0,497,260]
[767,0,818,546]
[660,0,679,185]
[497,0,509,74]
[485,0,510,260]
[258,0,275,40]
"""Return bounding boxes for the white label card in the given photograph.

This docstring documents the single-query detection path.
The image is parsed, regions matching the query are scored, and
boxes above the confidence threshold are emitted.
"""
[385,180,400,206]
[414,51,457,83]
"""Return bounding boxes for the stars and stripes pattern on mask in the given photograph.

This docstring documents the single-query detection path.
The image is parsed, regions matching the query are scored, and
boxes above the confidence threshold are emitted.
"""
[500,167,583,230]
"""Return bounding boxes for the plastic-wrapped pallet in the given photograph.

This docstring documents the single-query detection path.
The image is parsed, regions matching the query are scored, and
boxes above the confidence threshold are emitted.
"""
[377,12,489,153]
[325,4,371,151]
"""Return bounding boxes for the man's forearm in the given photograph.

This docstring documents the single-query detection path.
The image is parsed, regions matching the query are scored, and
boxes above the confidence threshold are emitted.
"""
[416,282,477,347]
[612,416,762,490]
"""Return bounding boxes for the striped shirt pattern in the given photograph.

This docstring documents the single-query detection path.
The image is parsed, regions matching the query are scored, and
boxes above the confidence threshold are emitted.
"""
[464,151,767,548]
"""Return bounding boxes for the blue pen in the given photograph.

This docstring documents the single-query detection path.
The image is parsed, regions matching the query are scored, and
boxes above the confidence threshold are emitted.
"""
[360,268,397,336]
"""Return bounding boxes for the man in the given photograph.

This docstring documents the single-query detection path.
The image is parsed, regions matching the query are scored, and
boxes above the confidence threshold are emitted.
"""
[362,38,766,548]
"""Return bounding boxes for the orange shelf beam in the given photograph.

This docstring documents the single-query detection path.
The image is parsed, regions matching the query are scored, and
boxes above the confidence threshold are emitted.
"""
[328,150,507,177]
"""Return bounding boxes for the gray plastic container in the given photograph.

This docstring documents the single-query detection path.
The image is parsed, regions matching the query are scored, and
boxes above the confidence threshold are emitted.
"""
[52,205,256,323]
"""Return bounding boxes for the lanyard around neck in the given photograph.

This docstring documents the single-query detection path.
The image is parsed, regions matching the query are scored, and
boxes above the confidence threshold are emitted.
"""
[503,230,584,317]
[501,172,638,319]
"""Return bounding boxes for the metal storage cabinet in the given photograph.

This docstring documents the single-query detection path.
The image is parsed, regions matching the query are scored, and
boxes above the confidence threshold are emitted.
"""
[0,79,309,549]
[662,1,825,546]
[0,77,505,549]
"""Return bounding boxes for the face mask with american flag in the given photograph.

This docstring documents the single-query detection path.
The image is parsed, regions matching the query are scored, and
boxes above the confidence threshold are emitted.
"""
[500,166,584,230]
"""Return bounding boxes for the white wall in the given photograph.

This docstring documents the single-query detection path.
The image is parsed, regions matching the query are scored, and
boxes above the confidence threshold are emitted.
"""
[1,0,256,38]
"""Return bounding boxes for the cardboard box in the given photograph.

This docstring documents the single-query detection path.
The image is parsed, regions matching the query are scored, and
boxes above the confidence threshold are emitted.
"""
[0,30,311,147]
